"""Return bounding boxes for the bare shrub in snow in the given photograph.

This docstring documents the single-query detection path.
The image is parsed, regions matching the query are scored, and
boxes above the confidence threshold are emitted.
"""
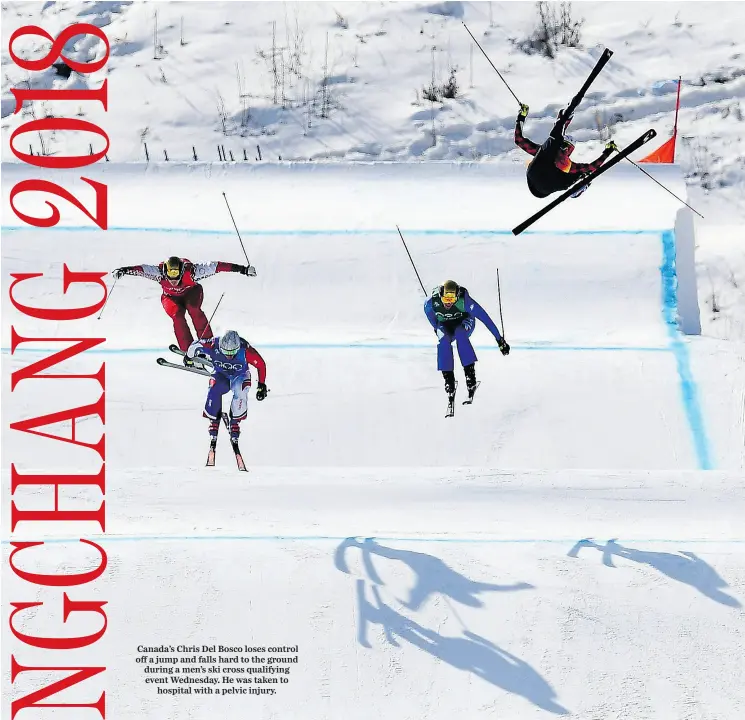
[215,90,228,135]
[515,2,583,59]
[333,9,348,30]
[441,68,458,99]
[422,82,440,102]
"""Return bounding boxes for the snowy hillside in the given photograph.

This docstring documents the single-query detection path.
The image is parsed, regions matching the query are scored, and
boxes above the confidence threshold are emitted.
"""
[2,1,745,213]
[3,1,744,343]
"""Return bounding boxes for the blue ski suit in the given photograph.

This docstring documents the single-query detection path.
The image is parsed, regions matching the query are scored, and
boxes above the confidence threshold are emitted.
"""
[187,335,266,422]
[424,286,504,371]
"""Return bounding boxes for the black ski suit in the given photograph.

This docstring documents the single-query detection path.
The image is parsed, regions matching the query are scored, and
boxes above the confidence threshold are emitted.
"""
[516,111,613,199]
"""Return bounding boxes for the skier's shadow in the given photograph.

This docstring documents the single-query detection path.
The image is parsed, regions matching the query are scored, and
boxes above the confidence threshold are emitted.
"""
[334,536,533,610]
[568,538,741,608]
[355,580,568,715]
[336,538,567,714]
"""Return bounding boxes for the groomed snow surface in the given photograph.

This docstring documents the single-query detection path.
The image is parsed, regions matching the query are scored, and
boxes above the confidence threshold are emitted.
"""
[3,163,744,718]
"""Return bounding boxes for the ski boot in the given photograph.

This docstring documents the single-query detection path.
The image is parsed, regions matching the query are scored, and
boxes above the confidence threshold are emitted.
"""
[205,414,220,467]
[570,183,590,199]
[442,370,456,398]
[463,363,480,404]
[229,417,241,442]
[464,364,477,393]
[443,370,457,417]
[183,355,196,368]
[570,174,591,199]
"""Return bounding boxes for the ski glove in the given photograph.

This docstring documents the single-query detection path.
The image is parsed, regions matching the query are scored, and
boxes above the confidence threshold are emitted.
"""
[605,140,619,152]
[518,103,529,119]
[462,318,475,333]
[256,382,269,401]
[238,264,257,276]
[112,266,131,279]
[498,338,510,356]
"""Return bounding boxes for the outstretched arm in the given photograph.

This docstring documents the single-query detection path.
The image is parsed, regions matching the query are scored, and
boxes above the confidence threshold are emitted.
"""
[245,345,267,384]
[515,113,540,157]
[113,264,162,282]
[191,261,256,281]
[466,294,503,342]
[568,145,614,175]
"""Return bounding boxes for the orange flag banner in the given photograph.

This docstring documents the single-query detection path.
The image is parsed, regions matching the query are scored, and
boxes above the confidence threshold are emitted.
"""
[640,76,681,163]
[639,134,676,163]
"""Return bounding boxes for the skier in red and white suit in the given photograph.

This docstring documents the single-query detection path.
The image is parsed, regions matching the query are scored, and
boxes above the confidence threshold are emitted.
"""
[113,256,256,350]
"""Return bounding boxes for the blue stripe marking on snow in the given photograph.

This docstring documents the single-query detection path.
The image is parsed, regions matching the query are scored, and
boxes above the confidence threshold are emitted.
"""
[660,229,712,470]
[2,535,743,545]
[1,343,669,354]
[1,224,662,237]
[1,222,709,469]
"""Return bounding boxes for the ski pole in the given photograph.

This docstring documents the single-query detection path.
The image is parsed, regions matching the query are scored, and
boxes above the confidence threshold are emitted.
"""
[96,275,119,320]
[222,192,253,266]
[396,225,427,297]
[199,292,225,340]
[462,21,522,106]
[496,268,506,339]
[623,158,704,218]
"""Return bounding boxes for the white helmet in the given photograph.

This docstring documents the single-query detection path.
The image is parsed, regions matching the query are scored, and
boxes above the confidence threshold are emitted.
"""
[219,330,241,357]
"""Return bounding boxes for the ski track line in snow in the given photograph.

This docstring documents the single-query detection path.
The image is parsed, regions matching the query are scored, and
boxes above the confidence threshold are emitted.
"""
[2,224,713,470]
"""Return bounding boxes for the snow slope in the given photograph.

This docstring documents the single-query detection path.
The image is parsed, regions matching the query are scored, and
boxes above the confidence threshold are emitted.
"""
[4,470,745,720]
[3,161,741,470]
[3,162,744,718]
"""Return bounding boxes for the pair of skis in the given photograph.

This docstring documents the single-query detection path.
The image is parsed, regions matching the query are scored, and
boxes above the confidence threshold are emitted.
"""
[511,47,657,235]
[156,344,213,376]
[206,411,247,472]
[446,380,481,418]
[157,345,247,471]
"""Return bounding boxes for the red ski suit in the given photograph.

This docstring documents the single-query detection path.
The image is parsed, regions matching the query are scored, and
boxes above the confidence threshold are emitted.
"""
[120,259,245,350]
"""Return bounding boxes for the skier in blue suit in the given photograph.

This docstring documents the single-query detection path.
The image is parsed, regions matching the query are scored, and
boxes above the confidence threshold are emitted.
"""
[185,329,268,442]
[424,280,510,399]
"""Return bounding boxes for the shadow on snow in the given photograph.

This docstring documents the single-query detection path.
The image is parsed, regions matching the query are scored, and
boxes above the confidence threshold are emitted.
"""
[336,537,568,715]
[568,538,742,608]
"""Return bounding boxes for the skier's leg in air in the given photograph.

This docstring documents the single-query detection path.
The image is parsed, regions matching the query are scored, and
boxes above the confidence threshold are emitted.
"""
[453,320,478,392]
[184,284,212,340]
[204,373,231,438]
[161,294,193,350]
[228,374,251,440]
[436,331,457,395]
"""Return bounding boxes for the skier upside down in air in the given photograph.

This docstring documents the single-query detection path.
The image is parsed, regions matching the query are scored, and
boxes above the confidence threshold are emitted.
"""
[515,103,618,199]
[424,280,510,401]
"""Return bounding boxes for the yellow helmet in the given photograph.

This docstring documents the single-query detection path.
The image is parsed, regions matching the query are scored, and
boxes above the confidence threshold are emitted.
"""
[440,280,459,304]
[164,256,184,280]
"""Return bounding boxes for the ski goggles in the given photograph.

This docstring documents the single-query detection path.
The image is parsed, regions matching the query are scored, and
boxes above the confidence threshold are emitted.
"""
[166,266,182,278]
[441,292,458,304]
[556,155,572,173]
[222,347,239,357]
